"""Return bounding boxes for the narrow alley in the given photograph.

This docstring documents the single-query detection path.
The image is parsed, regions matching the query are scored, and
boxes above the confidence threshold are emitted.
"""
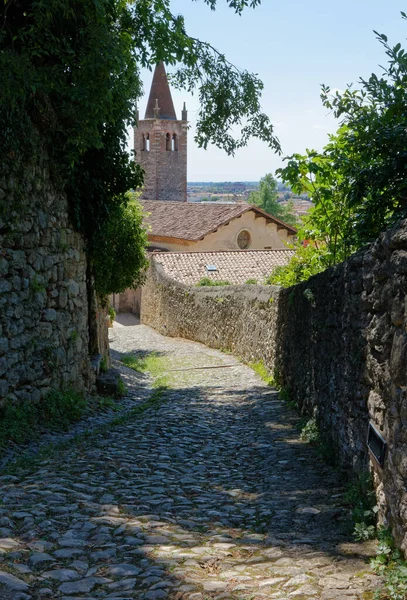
[0,318,379,599]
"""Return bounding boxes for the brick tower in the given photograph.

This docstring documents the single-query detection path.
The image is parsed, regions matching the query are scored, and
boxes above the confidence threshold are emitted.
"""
[134,62,188,202]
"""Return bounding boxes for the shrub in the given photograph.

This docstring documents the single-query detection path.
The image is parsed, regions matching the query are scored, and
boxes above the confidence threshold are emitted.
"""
[196,277,232,287]
[266,244,327,288]
[300,418,320,444]
[344,472,378,541]
[372,528,407,600]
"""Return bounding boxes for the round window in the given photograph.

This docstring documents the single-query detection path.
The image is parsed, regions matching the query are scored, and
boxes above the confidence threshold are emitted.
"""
[237,230,251,249]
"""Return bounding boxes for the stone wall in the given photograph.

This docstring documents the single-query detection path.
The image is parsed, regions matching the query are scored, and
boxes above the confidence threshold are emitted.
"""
[0,154,109,404]
[141,261,280,366]
[276,223,407,554]
[110,287,142,318]
[141,220,407,554]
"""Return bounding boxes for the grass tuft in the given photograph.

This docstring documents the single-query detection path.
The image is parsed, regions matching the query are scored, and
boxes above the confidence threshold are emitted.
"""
[248,360,275,386]
[0,389,87,448]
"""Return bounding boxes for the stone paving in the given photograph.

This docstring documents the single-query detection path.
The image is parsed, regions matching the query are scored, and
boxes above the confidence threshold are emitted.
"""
[0,316,380,599]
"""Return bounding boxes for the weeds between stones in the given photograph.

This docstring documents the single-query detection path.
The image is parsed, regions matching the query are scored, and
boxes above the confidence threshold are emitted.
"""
[0,389,87,447]
[3,385,169,476]
[248,360,275,386]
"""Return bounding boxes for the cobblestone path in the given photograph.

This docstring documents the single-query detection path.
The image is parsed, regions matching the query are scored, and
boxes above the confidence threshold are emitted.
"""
[0,317,379,600]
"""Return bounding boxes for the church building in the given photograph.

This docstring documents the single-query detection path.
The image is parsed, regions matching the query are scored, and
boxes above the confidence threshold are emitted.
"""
[112,64,296,316]
[133,62,296,252]
[134,62,188,202]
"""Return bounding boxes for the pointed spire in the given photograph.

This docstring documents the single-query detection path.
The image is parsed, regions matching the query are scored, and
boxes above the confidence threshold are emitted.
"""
[182,101,188,121]
[145,62,177,120]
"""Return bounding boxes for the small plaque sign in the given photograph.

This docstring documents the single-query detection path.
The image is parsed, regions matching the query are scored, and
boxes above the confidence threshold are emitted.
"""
[367,422,387,468]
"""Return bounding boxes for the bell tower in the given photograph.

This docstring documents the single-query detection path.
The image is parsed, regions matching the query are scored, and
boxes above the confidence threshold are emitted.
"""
[134,62,188,202]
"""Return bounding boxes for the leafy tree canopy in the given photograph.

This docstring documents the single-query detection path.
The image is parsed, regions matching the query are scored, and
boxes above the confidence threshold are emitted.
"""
[0,0,280,295]
[271,13,407,287]
[278,14,407,258]
[277,126,356,267]
[249,174,298,227]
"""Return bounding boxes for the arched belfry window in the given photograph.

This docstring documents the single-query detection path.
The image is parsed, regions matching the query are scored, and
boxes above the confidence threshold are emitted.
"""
[172,133,178,151]
[141,134,146,151]
[145,133,150,152]
[166,133,171,151]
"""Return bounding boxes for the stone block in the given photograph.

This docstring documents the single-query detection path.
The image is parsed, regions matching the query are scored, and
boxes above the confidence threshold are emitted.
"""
[96,370,121,396]
[43,309,57,322]
[37,322,53,338]
[391,250,407,274]
[0,338,9,356]
[0,257,8,276]
[0,279,11,293]
[390,329,407,386]
[0,379,9,399]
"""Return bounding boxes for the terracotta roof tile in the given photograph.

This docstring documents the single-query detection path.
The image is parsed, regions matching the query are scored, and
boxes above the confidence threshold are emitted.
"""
[153,249,295,285]
[145,62,177,120]
[141,200,296,241]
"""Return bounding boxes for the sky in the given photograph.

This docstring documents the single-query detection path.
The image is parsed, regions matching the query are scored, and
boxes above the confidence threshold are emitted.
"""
[132,0,407,182]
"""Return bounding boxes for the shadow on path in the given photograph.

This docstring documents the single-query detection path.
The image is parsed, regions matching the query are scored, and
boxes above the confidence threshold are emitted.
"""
[0,320,379,600]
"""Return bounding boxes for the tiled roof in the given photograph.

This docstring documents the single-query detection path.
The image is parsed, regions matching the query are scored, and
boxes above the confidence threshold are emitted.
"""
[153,249,295,285]
[141,201,297,241]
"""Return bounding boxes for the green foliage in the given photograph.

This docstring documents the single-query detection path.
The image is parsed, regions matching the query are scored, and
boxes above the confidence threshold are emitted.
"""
[109,307,116,322]
[319,23,407,244]
[372,529,407,600]
[121,352,166,378]
[92,199,148,296]
[96,396,119,412]
[353,522,376,542]
[273,366,283,389]
[249,361,275,386]
[249,174,298,226]
[116,377,126,398]
[245,278,258,284]
[279,386,292,404]
[196,277,232,286]
[100,356,108,373]
[300,418,320,444]
[344,473,378,541]
[40,389,88,428]
[266,244,327,287]
[31,275,46,294]
[277,129,357,266]
[0,389,87,447]
[1,0,280,294]
[121,352,171,389]
[278,14,407,267]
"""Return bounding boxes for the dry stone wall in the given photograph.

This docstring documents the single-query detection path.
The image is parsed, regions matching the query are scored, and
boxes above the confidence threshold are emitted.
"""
[141,262,280,366]
[141,219,407,555]
[276,221,407,554]
[0,154,107,404]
